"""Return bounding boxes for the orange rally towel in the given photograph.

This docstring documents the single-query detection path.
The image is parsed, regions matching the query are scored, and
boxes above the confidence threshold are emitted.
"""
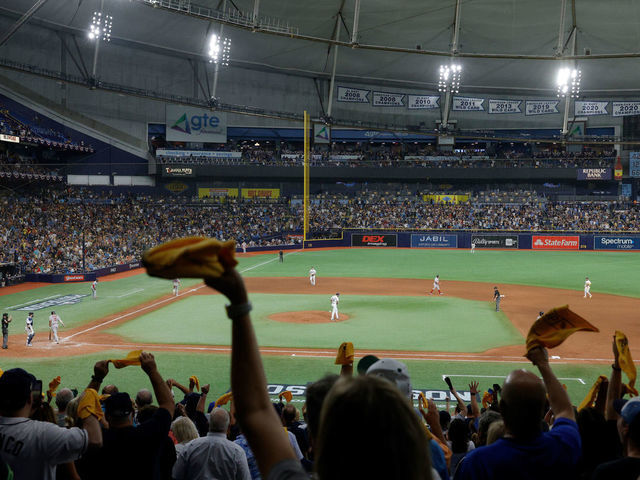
[215,392,233,407]
[142,237,237,280]
[482,391,494,410]
[279,391,293,403]
[109,350,142,369]
[77,388,104,421]
[525,305,599,352]
[334,342,355,365]
[47,376,61,397]
[615,331,638,395]
[189,375,200,392]
[578,375,608,411]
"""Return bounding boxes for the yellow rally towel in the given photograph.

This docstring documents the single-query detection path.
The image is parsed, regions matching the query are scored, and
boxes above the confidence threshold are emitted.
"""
[0,368,3,377]
[615,331,639,396]
[215,392,233,407]
[77,388,104,421]
[189,375,200,392]
[334,342,355,365]
[109,350,142,369]
[142,237,237,280]
[482,391,494,410]
[525,305,599,352]
[47,376,61,397]
[279,391,293,403]
[418,392,428,409]
[99,394,111,402]
[578,375,608,411]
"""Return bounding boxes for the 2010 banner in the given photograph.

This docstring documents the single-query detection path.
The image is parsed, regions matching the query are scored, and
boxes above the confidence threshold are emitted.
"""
[612,101,640,117]
[525,100,560,116]
[407,95,440,110]
[574,101,608,116]
[373,91,405,107]
[488,99,522,114]
[337,86,370,103]
[452,97,485,111]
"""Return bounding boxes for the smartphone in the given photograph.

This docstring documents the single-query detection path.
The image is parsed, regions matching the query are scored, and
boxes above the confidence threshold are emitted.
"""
[31,380,42,406]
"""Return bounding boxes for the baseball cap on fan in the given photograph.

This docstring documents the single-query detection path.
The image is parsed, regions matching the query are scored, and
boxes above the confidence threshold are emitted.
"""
[366,358,412,399]
[615,396,640,424]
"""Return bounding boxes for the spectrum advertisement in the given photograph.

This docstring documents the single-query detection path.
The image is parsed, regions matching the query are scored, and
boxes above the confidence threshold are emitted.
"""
[411,234,458,248]
[594,236,640,250]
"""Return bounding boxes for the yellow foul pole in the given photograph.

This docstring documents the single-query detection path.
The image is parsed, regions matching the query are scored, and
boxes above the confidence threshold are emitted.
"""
[303,111,310,244]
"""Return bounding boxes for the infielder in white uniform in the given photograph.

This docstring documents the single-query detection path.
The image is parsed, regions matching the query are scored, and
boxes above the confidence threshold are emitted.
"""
[429,275,443,295]
[330,293,340,321]
[470,242,476,253]
[25,312,35,347]
[309,267,317,286]
[48,311,64,344]
[91,279,98,299]
[173,278,181,296]
[584,277,592,298]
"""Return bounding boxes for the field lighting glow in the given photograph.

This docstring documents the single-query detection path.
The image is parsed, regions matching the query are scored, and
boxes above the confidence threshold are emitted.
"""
[208,34,231,66]
[438,64,462,94]
[556,67,581,98]
[88,11,112,42]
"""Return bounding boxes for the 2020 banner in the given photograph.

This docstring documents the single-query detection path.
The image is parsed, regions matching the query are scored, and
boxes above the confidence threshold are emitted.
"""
[612,101,640,117]
[574,101,608,116]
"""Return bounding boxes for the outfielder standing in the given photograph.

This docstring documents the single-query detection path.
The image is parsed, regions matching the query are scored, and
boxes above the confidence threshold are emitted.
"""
[584,277,592,298]
[173,278,181,296]
[2,313,11,349]
[309,267,317,286]
[470,242,476,253]
[91,279,98,299]
[48,311,64,344]
[25,312,35,347]
[429,275,443,295]
[330,293,340,321]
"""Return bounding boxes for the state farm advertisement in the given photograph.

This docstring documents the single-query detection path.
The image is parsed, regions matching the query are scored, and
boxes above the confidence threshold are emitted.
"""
[532,236,579,250]
[351,234,397,247]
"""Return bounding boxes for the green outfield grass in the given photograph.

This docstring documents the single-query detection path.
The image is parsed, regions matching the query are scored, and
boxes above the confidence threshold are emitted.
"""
[106,293,523,351]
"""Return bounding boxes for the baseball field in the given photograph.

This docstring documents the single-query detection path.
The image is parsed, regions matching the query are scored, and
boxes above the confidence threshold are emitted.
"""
[1,247,639,406]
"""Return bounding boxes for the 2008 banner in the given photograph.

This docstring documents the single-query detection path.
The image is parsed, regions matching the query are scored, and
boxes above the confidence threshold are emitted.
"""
[411,234,458,248]
[337,86,370,103]
[373,91,405,107]
[351,234,397,247]
[470,234,518,249]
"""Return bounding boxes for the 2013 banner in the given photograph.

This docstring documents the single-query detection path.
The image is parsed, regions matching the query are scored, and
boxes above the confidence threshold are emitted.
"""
[574,101,608,116]
[452,97,485,111]
[337,86,370,103]
[407,95,440,110]
[372,91,405,107]
[525,100,560,116]
[612,101,640,117]
[488,99,522,114]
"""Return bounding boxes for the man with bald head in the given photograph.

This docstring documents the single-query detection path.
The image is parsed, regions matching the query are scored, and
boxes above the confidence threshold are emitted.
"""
[455,347,581,479]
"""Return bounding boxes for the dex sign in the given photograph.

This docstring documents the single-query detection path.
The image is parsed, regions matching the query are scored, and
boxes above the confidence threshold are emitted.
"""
[166,105,227,142]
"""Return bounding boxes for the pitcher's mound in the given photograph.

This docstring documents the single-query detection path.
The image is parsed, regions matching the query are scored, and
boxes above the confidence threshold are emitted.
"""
[269,310,350,324]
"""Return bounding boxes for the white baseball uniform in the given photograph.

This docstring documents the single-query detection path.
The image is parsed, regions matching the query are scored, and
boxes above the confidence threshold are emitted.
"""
[173,278,181,296]
[48,314,64,344]
[584,279,592,298]
[242,242,247,254]
[330,295,339,321]
[471,243,476,253]
[309,268,316,286]
[430,276,442,295]
[91,280,97,299]
[25,316,34,346]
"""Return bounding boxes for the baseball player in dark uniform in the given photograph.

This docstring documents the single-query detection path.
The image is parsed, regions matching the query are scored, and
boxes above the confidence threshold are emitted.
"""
[493,286,502,312]
[2,313,11,349]
[279,250,284,263]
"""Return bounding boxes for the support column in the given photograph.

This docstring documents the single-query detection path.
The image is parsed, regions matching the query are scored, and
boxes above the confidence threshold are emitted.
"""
[326,19,341,118]
[351,0,360,44]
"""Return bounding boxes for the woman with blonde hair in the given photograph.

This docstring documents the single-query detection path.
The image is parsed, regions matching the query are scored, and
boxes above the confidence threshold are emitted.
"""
[171,416,199,454]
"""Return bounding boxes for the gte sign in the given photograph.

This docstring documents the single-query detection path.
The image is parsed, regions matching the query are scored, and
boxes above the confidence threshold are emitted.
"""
[351,234,397,247]
[165,106,227,143]
[532,236,579,250]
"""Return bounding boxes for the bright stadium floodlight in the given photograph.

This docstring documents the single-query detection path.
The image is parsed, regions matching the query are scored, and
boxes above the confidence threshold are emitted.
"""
[88,11,113,42]
[208,34,231,66]
[556,67,581,98]
[438,64,462,94]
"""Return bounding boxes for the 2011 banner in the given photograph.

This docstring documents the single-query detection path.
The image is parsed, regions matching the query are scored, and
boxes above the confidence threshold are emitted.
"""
[488,99,522,114]
[407,95,440,110]
[373,91,405,107]
[337,86,370,103]
[612,101,640,117]
[525,100,560,116]
[574,101,608,116]
[452,97,485,111]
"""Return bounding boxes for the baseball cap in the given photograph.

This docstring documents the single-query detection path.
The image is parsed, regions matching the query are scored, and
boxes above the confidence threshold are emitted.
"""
[617,397,640,424]
[357,354,379,375]
[0,368,36,411]
[104,392,134,417]
[366,358,412,399]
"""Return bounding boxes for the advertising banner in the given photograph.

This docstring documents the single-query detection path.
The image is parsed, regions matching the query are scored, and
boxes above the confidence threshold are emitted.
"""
[532,236,579,250]
[372,91,405,107]
[0,134,19,143]
[470,234,518,249]
[574,101,609,116]
[337,86,370,103]
[525,100,560,116]
[162,166,195,177]
[595,236,640,250]
[156,149,241,159]
[165,106,227,143]
[488,99,522,114]
[198,187,239,198]
[164,181,189,194]
[612,101,640,117]
[423,194,470,204]
[241,188,280,199]
[407,95,440,110]
[314,124,330,143]
[452,97,485,111]
[351,234,397,247]
[411,234,458,248]
[577,168,612,180]
[630,152,640,178]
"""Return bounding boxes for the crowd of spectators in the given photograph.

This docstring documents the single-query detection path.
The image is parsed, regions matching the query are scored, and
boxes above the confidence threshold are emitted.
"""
[1,266,639,479]
[0,149,64,180]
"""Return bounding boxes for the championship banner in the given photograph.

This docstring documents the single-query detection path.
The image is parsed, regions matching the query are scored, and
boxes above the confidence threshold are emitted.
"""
[314,124,330,144]
[351,234,397,247]
[423,194,469,204]
[198,187,239,198]
[612,101,640,117]
[630,152,640,178]
[577,168,612,180]
[574,101,609,116]
[372,91,405,107]
[411,234,458,248]
[525,100,560,116]
[241,188,280,199]
[165,106,227,143]
[452,97,485,111]
[156,149,241,159]
[407,95,440,110]
[337,86,370,103]
[595,236,640,251]
[471,234,518,249]
[488,99,522,114]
